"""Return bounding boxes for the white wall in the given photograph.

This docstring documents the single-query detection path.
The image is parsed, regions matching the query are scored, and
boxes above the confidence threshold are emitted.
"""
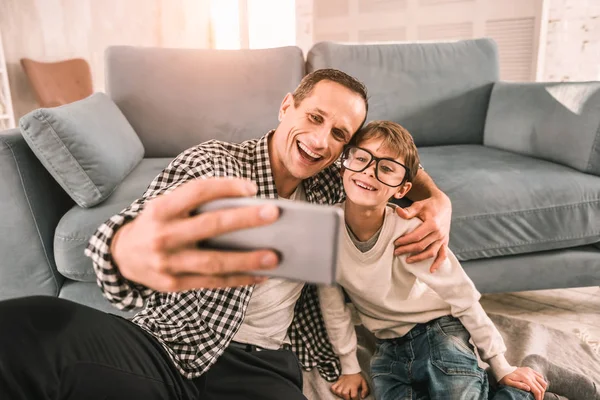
[210,0,297,50]
[0,0,210,120]
[248,0,296,49]
[296,0,314,55]
[296,0,600,82]
[298,0,547,82]
[542,0,600,81]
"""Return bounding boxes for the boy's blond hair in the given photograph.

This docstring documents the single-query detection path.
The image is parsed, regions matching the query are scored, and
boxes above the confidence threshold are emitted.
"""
[348,120,420,182]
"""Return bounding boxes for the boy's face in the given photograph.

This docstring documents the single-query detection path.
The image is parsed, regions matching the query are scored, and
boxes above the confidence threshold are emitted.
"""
[342,137,412,208]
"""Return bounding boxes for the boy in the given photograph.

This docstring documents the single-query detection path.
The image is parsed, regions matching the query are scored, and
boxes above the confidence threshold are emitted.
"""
[319,121,548,400]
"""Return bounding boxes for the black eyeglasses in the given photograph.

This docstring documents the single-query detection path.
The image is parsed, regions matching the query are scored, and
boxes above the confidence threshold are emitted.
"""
[341,146,410,187]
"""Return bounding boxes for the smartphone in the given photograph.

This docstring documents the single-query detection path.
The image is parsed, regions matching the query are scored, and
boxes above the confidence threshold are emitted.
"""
[195,198,343,285]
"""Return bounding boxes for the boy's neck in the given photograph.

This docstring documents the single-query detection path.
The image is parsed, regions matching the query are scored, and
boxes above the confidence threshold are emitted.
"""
[344,199,387,242]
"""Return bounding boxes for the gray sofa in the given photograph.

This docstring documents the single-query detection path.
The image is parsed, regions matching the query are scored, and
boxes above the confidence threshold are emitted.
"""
[1,38,599,318]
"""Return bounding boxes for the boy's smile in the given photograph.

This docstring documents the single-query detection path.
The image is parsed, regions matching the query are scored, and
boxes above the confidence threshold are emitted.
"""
[352,177,377,191]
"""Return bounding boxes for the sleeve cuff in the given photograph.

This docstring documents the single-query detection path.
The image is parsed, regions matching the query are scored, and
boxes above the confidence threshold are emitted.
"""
[339,353,361,375]
[488,354,517,382]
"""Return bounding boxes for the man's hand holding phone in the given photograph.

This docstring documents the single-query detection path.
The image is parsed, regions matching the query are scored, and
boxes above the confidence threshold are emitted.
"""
[111,178,281,292]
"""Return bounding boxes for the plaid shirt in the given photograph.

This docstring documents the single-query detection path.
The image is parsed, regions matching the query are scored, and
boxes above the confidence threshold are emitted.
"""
[85,131,346,381]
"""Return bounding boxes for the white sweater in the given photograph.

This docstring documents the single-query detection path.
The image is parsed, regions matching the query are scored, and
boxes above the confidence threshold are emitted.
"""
[318,203,516,381]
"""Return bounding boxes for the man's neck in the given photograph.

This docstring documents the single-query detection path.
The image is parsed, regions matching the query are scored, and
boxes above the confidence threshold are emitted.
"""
[344,200,387,242]
[276,175,301,199]
[268,133,302,199]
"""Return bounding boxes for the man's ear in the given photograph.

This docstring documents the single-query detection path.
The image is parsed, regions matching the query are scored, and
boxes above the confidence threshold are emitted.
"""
[393,182,412,199]
[278,93,294,122]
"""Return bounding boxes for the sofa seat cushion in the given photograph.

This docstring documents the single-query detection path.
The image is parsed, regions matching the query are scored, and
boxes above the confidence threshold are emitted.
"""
[419,145,600,260]
[55,158,171,281]
[59,281,135,317]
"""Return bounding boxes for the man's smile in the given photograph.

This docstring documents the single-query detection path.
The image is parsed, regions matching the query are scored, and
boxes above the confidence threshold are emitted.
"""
[296,140,323,163]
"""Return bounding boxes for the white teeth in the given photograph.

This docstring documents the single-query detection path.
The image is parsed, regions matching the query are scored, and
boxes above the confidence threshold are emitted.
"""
[297,141,321,159]
[355,180,375,191]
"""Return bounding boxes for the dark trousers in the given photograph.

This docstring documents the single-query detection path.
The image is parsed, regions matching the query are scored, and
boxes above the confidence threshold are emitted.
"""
[0,296,305,400]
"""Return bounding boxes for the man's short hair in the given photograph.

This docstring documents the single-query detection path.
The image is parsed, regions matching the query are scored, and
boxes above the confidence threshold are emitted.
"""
[349,120,420,182]
[292,69,369,131]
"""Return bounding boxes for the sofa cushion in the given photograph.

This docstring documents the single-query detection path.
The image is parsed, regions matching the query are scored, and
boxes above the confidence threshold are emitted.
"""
[59,281,135,317]
[54,158,171,281]
[55,147,600,279]
[484,81,600,176]
[0,130,72,300]
[419,145,600,260]
[19,93,145,208]
[306,38,499,146]
[106,46,305,157]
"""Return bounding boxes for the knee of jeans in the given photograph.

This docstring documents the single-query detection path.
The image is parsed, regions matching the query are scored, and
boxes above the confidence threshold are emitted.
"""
[370,348,395,380]
[370,358,393,380]
[430,321,478,363]
[497,385,536,400]
[429,332,484,381]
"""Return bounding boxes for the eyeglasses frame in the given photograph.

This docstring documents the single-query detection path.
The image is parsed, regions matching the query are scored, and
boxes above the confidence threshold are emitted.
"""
[341,145,411,188]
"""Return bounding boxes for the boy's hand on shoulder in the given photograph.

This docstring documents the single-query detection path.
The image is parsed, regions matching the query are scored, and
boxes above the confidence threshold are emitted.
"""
[330,373,370,400]
[499,367,548,400]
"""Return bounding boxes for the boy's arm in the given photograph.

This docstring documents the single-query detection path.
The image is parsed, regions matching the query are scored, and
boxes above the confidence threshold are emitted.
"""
[398,219,516,381]
[317,285,361,375]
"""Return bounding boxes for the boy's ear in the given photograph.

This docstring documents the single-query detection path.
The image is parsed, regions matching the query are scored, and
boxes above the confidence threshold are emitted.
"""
[393,182,412,199]
[278,93,294,122]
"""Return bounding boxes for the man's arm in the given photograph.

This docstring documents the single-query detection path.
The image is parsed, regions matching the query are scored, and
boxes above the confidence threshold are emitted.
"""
[317,285,361,375]
[85,148,280,310]
[394,168,452,272]
[405,167,438,201]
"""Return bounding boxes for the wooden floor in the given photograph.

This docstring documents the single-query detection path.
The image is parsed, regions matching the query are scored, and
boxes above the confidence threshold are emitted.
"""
[480,286,600,351]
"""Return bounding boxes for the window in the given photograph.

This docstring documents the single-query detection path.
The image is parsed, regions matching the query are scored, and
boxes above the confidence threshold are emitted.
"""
[210,0,296,50]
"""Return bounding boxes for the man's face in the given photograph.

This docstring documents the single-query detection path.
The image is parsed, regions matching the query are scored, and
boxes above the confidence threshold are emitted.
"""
[342,137,412,208]
[272,80,367,180]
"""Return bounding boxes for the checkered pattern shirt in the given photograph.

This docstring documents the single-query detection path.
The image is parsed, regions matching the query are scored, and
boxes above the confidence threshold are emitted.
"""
[85,131,346,381]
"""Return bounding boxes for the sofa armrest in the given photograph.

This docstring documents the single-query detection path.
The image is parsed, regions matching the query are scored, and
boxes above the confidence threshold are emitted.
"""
[483,81,600,176]
[0,129,73,300]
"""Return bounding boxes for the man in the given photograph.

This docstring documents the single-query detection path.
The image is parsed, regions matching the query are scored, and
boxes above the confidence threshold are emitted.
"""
[0,69,452,400]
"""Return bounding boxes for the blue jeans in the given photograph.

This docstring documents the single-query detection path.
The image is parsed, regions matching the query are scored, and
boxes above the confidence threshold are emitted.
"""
[369,316,534,400]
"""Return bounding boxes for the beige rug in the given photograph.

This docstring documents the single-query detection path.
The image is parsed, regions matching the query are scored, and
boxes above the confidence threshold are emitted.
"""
[303,314,600,400]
